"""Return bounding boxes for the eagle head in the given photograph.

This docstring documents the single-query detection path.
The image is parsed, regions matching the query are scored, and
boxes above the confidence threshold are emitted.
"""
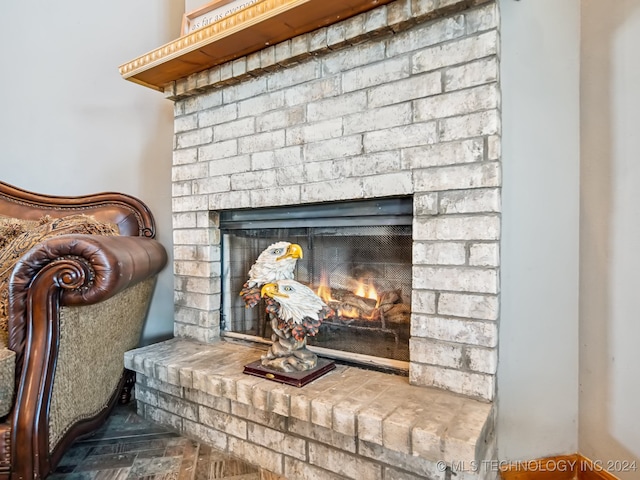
[246,241,303,287]
[261,279,331,341]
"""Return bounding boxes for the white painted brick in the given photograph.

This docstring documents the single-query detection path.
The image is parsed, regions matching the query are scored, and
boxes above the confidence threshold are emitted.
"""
[209,190,252,210]
[220,62,233,82]
[175,114,198,133]
[444,57,499,92]
[260,46,276,71]
[413,266,498,293]
[251,186,301,207]
[414,192,438,215]
[465,2,499,35]
[412,31,498,74]
[414,162,501,192]
[228,437,284,474]
[411,315,497,347]
[232,57,247,78]
[322,42,386,76]
[237,91,285,118]
[364,122,438,153]
[172,181,191,198]
[285,457,345,480]
[387,0,412,26]
[256,106,306,133]
[238,130,285,154]
[465,346,498,374]
[439,110,500,141]
[173,228,214,246]
[386,14,465,57]
[274,39,292,64]
[343,56,411,93]
[343,12,366,40]
[173,292,220,312]
[193,176,231,195]
[246,51,261,72]
[173,148,197,166]
[402,138,484,169]
[176,128,213,149]
[251,146,302,169]
[285,77,341,107]
[198,104,238,127]
[290,34,311,59]
[208,155,251,177]
[413,242,466,265]
[487,134,500,160]
[214,117,255,142]
[368,72,442,108]
[344,103,412,135]
[362,171,413,197]
[207,66,222,87]
[275,165,305,186]
[438,293,499,321]
[309,27,329,52]
[326,21,347,48]
[304,135,363,162]
[287,119,343,146]
[414,215,500,241]
[469,243,500,267]
[230,169,277,190]
[415,84,499,122]
[410,363,494,400]
[411,290,437,314]
[172,163,208,182]
[172,195,208,213]
[410,338,463,368]
[199,139,238,161]
[183,420,228,452]
[308,91,367,122]
[301,178,364,203]
[144,405,183,432]
[439,188,501,214]
[364,4,388,33]
[268,60,319,91]
[411,0,439,18]
[172,212,197,229]
[223,78,267,104]
[309,443,382,480]
[345,151,401,177]
[305,160,349,182]
[248,423,307,461]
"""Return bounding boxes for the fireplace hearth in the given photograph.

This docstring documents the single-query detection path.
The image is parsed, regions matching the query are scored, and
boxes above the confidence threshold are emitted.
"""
[125,0,501,477]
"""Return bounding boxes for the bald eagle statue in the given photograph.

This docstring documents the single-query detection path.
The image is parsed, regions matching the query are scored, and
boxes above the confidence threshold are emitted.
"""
[239,241,303,308]
[260,279,333,372]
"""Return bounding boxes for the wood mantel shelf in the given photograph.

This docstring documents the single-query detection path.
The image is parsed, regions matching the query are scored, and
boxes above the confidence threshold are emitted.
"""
[119,0,393,91]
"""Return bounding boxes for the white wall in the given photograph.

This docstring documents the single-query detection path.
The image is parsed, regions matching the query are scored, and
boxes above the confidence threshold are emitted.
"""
[580,1,640,477]
[0,1,183,345]
[498,0,581,460]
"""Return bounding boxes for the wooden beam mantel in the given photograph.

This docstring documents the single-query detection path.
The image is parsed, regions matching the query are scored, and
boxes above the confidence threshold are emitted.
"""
[119,0,393,91]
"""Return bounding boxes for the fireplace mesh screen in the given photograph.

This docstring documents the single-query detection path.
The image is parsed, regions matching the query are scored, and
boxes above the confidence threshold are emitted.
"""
[220,198,412,364]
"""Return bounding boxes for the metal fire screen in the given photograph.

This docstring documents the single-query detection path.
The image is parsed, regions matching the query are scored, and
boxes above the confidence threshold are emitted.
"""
[220,197,412,367]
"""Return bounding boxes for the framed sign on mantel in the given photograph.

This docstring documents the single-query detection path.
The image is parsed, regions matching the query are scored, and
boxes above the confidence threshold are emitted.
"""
[181,0,262,36]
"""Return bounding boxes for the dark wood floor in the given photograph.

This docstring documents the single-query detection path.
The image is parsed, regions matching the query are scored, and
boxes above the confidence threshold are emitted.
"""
[52,403,272,480]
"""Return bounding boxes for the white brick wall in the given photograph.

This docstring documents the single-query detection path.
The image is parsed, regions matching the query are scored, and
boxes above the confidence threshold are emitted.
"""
[169,0,501,403]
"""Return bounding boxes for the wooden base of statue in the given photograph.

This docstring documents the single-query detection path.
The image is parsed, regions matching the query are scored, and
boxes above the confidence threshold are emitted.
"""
[243,358,336,388]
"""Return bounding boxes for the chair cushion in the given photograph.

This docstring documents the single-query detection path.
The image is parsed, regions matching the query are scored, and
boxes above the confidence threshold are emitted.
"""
[0,215,119,340]
[0,348,15,417]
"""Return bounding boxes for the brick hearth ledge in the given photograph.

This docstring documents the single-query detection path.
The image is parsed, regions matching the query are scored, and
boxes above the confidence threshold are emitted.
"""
[126,339,495,479]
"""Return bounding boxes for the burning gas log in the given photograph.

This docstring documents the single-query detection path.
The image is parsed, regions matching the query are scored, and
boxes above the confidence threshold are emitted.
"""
[315,276,410,325]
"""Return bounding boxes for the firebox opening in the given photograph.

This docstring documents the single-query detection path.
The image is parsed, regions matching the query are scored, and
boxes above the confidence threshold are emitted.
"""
[219,197,413,371]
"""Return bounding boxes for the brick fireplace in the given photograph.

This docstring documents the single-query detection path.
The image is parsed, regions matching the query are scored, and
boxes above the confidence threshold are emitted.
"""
[125,0,501,477]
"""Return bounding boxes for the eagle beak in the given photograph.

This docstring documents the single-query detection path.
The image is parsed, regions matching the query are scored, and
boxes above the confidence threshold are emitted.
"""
[277,243,303,261]
[261,283,289,299]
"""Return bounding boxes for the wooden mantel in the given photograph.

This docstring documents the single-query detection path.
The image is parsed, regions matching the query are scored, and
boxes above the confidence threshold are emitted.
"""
[119,0,394,91]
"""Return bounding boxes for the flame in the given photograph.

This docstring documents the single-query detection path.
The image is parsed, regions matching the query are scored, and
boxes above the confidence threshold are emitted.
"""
[316,272,381,320]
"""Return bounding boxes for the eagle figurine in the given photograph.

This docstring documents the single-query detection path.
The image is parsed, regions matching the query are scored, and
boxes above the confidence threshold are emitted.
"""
[239,241,303,308]
[260,279,333,372]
